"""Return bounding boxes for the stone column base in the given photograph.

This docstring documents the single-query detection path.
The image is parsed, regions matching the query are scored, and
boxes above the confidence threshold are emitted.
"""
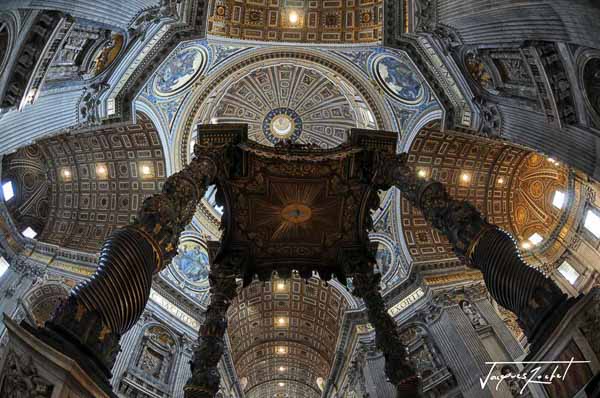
[0,314,115,398]
[523,289,600,397]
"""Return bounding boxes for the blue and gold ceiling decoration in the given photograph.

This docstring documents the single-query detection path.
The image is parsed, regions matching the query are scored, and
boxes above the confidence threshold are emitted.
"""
[136,41,440,295]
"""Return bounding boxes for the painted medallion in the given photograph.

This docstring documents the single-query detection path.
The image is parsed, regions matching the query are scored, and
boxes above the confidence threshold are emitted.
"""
[172,243,210,284]
[373,55,424,104]
[154,46,207,96]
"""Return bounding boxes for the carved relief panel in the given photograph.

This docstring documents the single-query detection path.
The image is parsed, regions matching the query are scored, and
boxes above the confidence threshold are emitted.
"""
[463,49,539,106]
[136,325,177,384]
[45,25,124,84]
[398,324,457,396]
[0,349,53,398]
[459,299,488,329]
[119,322,179,397]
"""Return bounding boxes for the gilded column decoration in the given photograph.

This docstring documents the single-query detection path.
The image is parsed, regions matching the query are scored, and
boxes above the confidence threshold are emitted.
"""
[185,256,239,398]
[497,305,525,343]
[35,128,241,393]
[375,152,575,354]
[344,251,420,397]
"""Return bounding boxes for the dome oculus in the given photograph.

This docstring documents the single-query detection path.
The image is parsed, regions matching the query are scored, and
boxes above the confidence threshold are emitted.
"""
[262,108,302,144]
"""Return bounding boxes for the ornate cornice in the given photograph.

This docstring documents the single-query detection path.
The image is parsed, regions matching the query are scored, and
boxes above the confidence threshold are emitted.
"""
[383,0,476,131]
[422,269,484,287]
[105,0,209,123]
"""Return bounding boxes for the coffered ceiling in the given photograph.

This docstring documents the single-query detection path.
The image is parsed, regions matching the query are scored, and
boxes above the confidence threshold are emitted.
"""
[401,127,578,266]
[207,0,384,43]
[227,275,348,398]
[1,113,167,253]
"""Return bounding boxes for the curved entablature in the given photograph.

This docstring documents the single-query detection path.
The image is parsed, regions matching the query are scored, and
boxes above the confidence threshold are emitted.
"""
[207,0,384,44]
[138,42,437,171]
[192,61,371,148]
[227,275,348,398]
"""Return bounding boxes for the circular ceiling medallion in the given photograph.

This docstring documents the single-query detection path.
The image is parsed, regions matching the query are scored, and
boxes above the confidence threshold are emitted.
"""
[281,203,312,224]
[373,54,424,105]
[375,244,393,277]
[154,45,207,96]
[263,108,303,144]
[172,241,210,286]
[271,114,295,138]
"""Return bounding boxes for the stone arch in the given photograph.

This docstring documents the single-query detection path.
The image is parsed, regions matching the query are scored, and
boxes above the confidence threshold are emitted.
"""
[227,274,349,398]
[400,108,443,153]
[577,48,600,127]
[172,46,394,170]
[22,282,69,327]
[0,23,9,75]
[1,145,51,235]
[0,11,18,81]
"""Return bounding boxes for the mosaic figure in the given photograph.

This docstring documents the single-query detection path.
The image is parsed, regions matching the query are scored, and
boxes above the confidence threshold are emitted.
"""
[173,245,210,283]
[375,55,424,104]
[155,47,205,95]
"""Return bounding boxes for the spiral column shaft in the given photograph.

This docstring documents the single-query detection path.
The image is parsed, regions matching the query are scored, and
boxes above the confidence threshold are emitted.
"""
[382,153,569,344]
[352,268,421,397]
[185,260,238,398]
[38,140,236,390]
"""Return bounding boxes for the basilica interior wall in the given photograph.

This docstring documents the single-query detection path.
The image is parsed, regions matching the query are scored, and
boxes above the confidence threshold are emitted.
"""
[0,0,162,30]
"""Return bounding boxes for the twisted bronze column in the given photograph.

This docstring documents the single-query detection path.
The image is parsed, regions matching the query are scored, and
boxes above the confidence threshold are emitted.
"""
[184,256,240,398]
[34,139,237,391]
[378,153,572,351]
[344,250,421,397]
